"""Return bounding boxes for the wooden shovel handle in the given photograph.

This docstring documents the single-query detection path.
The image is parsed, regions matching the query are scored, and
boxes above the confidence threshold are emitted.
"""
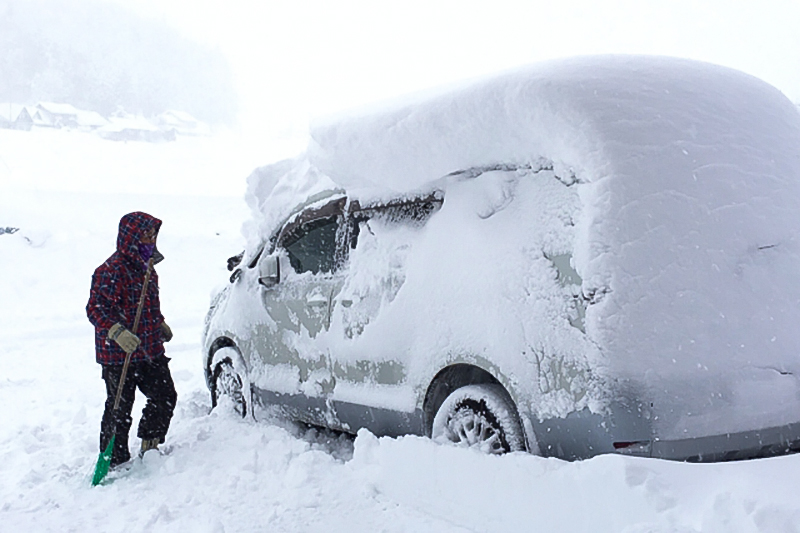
[112,256,155,412]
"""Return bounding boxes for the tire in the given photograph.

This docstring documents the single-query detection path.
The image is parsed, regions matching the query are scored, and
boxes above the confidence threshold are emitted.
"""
[431,383,525,454]
[211,358,248,418]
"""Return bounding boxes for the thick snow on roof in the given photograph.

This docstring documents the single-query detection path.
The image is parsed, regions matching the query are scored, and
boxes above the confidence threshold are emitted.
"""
[75,110,108,127]
[37,102,80,116]
[309,55,800,194]
[160,109,199,125]
[101,115,159,132]
[249,55,800,439]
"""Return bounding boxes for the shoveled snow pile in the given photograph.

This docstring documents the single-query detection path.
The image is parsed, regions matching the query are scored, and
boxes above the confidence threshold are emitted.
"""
[244,55,800,442]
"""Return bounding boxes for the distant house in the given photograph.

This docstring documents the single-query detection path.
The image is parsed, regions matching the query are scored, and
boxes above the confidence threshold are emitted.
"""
[14,107,33,130]
[31,103,111,131]
[36,102,80,128]
[0,104,34,131]
[98,114,175,142]
[157,110,210,136]
[75,110,108,131]
[28,107,51,128]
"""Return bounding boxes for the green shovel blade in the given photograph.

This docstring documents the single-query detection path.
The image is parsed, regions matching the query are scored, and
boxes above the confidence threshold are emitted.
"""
[91,436,115,486]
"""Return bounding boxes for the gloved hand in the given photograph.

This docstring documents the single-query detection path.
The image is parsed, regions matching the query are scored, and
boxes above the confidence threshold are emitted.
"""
[160,321,173,342]
[108,323,141,354]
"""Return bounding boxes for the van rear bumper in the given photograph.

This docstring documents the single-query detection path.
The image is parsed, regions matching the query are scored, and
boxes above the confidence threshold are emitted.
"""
[625,422,800,462]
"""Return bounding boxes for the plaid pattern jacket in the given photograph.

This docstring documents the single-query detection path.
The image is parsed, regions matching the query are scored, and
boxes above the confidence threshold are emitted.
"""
[87,212,165,365]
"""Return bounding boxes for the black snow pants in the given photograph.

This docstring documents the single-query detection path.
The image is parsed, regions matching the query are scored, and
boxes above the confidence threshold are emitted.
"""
[100,355,177,466]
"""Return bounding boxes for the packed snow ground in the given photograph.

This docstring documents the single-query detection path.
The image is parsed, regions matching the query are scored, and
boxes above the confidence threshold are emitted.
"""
[2,128,800,532]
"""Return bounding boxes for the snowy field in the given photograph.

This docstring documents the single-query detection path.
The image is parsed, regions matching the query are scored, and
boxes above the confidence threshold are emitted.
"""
[2,127,800,533]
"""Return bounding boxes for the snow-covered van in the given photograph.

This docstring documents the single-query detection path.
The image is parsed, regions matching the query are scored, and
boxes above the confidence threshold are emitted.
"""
[203,55,800,461]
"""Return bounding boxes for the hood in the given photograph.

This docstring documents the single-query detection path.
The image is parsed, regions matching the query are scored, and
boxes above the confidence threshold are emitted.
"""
[116,212,162,265]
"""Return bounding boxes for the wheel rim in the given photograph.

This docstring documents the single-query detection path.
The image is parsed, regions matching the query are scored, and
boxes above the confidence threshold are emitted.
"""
[441,401,508,454]
[214,361,247,417]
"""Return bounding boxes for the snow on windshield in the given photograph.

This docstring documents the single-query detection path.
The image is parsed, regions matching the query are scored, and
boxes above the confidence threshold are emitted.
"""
[246,55,800,438]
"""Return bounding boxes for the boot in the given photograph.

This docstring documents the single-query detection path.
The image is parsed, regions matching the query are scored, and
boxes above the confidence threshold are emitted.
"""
[140,438,160,457]
[110,458,134,472]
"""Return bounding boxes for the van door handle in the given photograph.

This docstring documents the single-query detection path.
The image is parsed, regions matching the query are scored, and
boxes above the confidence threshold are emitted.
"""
[340,299,353,308]
[307,298,328,307]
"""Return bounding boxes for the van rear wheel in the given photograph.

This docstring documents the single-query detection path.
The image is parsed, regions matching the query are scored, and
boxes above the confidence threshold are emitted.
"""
[431,383,525,454]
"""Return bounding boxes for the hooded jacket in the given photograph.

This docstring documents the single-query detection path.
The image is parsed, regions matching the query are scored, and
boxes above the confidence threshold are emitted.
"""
[87,212,165,365]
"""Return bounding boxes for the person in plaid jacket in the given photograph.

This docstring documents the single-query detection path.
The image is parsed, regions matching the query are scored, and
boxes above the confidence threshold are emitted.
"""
[87,212,177,468]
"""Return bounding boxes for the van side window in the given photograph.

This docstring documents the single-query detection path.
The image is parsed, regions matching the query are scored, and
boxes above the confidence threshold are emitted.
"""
[281,216,339,274]
[348,193,443,249]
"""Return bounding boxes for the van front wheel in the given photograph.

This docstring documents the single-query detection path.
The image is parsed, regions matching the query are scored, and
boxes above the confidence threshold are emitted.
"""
[211,358,247,418]
[431,383,525,454]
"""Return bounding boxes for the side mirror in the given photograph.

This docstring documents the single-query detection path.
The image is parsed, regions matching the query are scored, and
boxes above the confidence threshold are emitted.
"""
[227,251,244,271]
[258,253,281,287]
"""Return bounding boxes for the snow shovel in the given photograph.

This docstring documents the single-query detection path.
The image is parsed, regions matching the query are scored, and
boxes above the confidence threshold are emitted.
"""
[91,256,154,486]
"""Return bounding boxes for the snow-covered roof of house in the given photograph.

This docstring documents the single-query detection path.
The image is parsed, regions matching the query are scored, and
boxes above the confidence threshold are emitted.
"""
[159,109,198,126]
[75,110,108,127]
[37,102,79,116]
[100,115,158,132]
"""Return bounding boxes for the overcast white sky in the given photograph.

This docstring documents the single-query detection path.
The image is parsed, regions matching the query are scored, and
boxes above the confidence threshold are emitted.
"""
[113,0,800,141]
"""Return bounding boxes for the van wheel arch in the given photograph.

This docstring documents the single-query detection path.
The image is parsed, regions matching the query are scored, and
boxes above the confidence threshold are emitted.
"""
[423,364,527,451]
